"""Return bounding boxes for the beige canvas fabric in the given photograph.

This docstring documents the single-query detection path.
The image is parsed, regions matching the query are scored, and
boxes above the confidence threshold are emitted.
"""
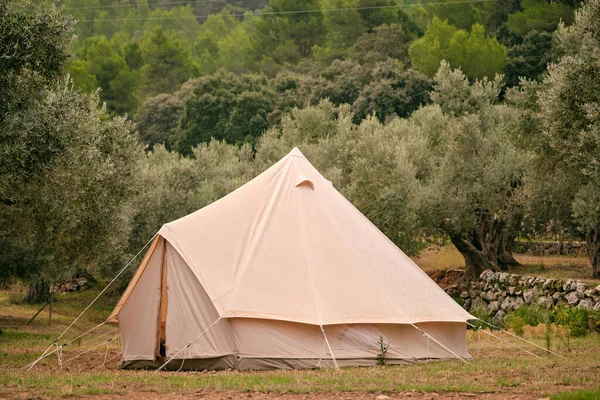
[158,147,473,325]
[111,147,473,365]
[118,237,164,361]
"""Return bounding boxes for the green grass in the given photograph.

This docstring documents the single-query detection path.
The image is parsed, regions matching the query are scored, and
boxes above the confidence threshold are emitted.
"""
[552,388,600,400]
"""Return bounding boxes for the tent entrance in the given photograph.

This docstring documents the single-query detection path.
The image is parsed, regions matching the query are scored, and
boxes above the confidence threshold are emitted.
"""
[156,243,168,358]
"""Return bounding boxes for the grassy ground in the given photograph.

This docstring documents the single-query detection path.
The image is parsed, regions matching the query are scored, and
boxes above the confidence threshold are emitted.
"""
[1,251,600,399]
[412,247,598,284]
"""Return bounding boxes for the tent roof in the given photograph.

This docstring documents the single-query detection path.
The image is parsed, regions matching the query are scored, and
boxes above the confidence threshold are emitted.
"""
[149,147,472,326]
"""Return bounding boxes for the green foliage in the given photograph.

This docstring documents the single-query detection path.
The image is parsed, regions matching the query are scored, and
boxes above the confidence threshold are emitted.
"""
[552,306,594,338]
[507,0,574,35]
[504,304,551,335]
[0,2,142,289]
[350,24,416,67]
[135,79,199,150]
[409,17,506,80]
[535,0,600,277]
[138,26,194,98]
[504,30,553,88]
[469,307,492,329]
[376,336,388,366]
[0,1,73,119]
[174,71,276,155]
[71,35,139,114]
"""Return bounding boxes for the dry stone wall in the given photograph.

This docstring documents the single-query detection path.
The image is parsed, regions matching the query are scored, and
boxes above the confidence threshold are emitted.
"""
[445,270,600,324]
[513,241,586,256]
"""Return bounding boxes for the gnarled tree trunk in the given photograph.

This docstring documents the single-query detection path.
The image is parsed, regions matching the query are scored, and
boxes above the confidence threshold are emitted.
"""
[25,278,50,304]
[586,222,600,279]
[449,214,519,285]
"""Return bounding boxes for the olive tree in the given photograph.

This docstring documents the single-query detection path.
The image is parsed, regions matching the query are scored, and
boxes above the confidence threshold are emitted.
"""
[415,62,525,281]
[1,2,142,300]
[537,0,600,277]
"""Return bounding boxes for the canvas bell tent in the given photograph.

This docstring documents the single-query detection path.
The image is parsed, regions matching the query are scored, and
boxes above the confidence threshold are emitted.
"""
[108,147,474,370]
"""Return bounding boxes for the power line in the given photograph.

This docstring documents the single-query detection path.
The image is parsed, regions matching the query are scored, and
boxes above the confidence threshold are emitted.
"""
[78,0,497,23]
[58,0,215,11]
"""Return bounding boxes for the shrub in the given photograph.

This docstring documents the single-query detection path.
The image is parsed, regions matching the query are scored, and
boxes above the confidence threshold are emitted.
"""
[469,307,492,330]
[552,306,591,338]
[504,304,551,335]
[376,336,388,366]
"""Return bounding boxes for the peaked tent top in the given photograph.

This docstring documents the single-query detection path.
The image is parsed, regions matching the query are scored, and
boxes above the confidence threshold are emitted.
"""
[155,147,472,326]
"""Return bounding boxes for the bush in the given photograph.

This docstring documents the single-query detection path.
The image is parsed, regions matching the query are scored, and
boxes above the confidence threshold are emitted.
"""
[469,307,492,330]
[552,306,593,338]
[504,305,551,335]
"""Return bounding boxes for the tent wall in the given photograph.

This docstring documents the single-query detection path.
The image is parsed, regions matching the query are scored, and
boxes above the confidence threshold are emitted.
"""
[119,238,165,361]
[123,320,469,370]
[165,242,237,359]
[118,238,470,366]
[231,319,469,361]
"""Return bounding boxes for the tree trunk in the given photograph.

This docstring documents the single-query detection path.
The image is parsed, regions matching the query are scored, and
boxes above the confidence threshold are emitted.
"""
[450,233,500,282]
[449,213,518,285]
[25,278,50,304]
[586,222,600,279]
[498,233,520,267]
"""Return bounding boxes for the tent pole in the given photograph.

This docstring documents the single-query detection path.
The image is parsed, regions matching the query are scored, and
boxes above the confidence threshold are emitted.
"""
[319,325,339,370]
[410,323,469,364]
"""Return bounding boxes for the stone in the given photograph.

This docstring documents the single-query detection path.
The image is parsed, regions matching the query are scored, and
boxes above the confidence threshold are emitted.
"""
[376,395,390,400]
[485,290,495,302]
[553,291,564,300]
[563,280,575,292]
[508,286,516,295]
[542,279,554,290]
[471,289,481,298]
[445,285,459,296]
[487,301,499,313]
[501,296,524,312]
[480,270,495,282]
[594,302,600,312]
[575,282,588,298]
[498,272,509,283]
[463,299,472,310]
[478,281,486,290]
[492,310,506,326]
[508,274,518,285]
[515,290,523,296]
[565,291,580,306]
[460,291,469,299]
[537,296,554,308]
[470,297,486,312]
[577,299,593,309]
[584,289,594,298]
[523,289,536,304]
[595,285,600,295]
